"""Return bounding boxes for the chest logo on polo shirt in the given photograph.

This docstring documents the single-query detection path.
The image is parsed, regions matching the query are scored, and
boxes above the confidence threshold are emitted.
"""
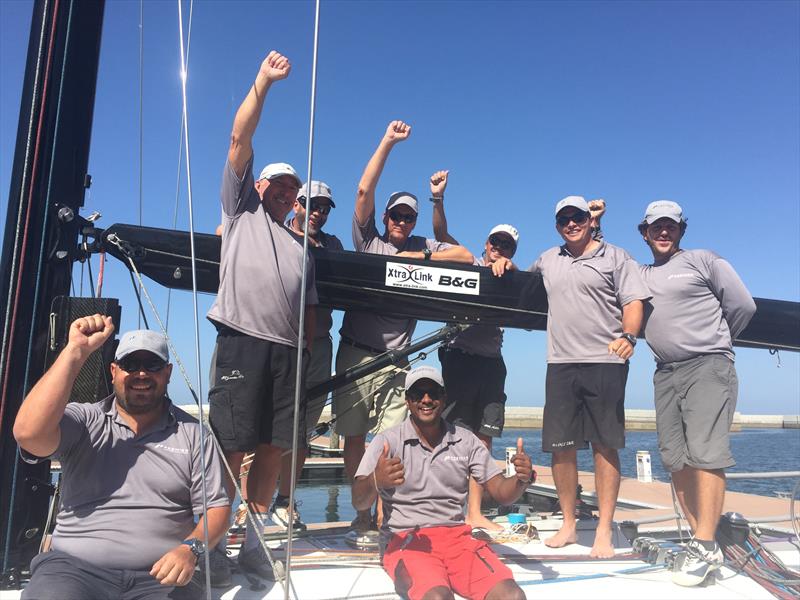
[443,455,468,461]
[667,273,693,280]
[154,443,189,454]
[385,262,480,296]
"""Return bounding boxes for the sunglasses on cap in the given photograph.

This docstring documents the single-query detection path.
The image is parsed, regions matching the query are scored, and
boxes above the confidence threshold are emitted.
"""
[116,357,168,373]
[297,197,332,215]
[488,235,516,251]
[389,211,417,224]
[406,385,444,401]
[556,211,590,227]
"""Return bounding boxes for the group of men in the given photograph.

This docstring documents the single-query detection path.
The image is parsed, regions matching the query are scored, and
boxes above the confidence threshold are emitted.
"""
[12,48,756,600]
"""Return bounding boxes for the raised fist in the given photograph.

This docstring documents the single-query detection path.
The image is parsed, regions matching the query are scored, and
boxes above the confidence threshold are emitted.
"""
[384,120,411,145]
[260,50,291,83]
[430,170,449,197]
[588,198,606,227]
[68,314,115,359]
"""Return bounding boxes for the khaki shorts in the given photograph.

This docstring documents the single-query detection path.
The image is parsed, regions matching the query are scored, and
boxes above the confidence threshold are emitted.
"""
[654,354,737,472]
[332,341,408,437]
[306,335,333,436]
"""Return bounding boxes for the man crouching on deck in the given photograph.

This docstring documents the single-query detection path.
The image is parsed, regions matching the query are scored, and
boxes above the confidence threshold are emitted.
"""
[352,366,530,600]
[14,315,230,599]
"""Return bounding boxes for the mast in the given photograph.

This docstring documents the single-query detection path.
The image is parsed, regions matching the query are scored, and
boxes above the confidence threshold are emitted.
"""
[0,0,104,580]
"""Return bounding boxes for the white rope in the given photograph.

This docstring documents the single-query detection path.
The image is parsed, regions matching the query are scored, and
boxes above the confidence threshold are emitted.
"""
[285,1,322,597]
[175,1,213,596]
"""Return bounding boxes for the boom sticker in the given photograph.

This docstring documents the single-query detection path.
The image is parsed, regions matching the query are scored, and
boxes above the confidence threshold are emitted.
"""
[385,262,480,296]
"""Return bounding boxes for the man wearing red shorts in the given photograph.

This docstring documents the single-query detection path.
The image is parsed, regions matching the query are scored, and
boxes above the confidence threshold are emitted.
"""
[352,366,531,600]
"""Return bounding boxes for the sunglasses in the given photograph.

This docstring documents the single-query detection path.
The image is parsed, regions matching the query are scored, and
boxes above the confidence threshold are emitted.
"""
[389,211,417,224]
[116,357,168,373]
[406,386,444,401]
[488,235,515,251]
[556,211,589,227]
[297,197,332,215]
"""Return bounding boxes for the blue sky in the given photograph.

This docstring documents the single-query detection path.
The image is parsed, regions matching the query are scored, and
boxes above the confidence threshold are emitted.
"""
[1,0,798,414]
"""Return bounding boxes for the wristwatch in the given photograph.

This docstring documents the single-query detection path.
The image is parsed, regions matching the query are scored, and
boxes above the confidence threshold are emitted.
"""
[182,538,206,561]
[429,196,443,204]
[422,248,433,261]
[621,333,637,347]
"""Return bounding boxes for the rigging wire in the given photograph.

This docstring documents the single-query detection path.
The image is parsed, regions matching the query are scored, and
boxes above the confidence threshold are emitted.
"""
[137,0,144,328]
[175,0,213,596]
[285,2,322,596]
[165,0,193,332]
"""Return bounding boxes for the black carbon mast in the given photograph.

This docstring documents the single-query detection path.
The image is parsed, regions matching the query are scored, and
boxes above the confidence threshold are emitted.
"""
[0,0,105,583]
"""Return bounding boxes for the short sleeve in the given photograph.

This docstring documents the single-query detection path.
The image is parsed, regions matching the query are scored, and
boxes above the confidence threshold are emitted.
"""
[352,212,380,252]
[469,438,502,484]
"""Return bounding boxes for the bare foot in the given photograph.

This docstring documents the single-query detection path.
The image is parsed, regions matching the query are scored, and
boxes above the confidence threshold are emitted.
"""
[466,513,503,532]
[544,523,577,548]
[589,528,615,558]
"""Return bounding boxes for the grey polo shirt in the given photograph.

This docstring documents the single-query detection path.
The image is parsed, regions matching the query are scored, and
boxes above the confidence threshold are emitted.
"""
[355,417,501,535]
[339,212,451,350]
[640,249,756,364]
[529,241,651,363]
[207,157,318,347]
[447,255,503,357]
[22,396,228,571]
[285,220,344,340]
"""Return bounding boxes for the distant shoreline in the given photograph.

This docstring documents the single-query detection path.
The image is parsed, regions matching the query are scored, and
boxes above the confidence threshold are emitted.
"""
[178,405,800,431]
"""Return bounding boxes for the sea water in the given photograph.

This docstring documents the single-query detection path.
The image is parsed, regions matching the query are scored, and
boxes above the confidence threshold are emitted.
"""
[293,428,800,524]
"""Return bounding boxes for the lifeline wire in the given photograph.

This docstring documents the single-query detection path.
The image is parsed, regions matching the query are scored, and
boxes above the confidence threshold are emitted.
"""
[286,2,322,596]
[175,0,212,595]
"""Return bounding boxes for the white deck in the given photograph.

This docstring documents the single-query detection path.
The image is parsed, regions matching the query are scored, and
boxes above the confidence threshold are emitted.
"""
[213,519,778,600]
[1,518,792,599]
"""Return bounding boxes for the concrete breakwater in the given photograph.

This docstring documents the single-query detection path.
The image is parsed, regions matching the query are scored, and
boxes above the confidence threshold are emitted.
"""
[181,405,799,431]
[502,408,800,431]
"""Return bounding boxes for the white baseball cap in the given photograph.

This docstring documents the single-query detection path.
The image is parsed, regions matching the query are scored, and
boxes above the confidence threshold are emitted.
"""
[115,330,169,362]
[258,163,301,187]
[488,224,520,245]
[405,365,445,391]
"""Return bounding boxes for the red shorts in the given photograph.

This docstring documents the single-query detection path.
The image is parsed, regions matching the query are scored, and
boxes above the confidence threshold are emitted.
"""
[382,524,514,600]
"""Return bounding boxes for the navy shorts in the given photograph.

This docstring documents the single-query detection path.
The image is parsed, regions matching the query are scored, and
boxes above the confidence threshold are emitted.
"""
[23,550,195,599]
[543,363,628,452]
[439,347,507,438]
[208,325,307,453]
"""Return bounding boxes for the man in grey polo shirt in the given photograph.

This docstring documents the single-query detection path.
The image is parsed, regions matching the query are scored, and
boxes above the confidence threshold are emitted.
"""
[353,366,530,600]
[14,316,230,599]
[528,195,650,558]
[270,180,344,531]
[637,200,755,586]
[334,121,473,532]
[206,50,318,578]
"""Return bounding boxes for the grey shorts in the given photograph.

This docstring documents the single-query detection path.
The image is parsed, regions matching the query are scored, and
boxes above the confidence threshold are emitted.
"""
[654,354,738,472]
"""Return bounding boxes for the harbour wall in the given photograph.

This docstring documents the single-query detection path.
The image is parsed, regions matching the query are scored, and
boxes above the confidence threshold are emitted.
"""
[180,405,799,431]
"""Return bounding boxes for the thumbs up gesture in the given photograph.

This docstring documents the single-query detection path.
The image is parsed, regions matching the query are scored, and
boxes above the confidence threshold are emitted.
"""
[374,441,405,488]
[512,437,534,484]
